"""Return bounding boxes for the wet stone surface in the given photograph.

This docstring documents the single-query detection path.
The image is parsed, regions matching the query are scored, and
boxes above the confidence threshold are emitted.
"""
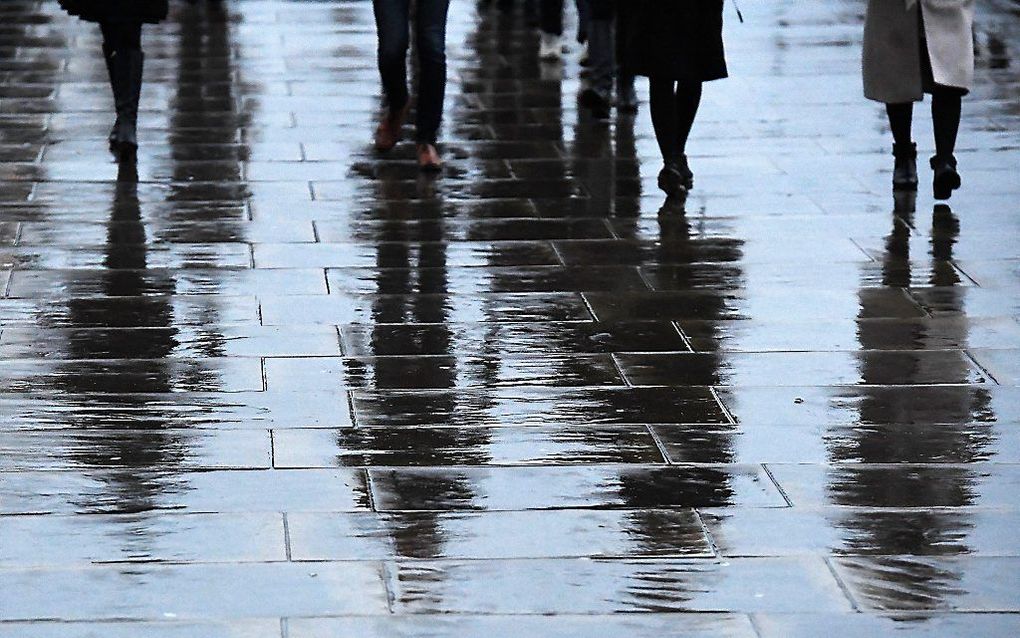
[1,0,1019,634]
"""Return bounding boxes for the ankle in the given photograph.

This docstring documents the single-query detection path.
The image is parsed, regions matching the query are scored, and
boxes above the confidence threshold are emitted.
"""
[893,141,917,157]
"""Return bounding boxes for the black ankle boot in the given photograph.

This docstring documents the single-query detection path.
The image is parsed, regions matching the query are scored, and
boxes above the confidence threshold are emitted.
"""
[931,154,961,200]
[892,142,918,191]
[657,162,687,199]
[109,49,143,158]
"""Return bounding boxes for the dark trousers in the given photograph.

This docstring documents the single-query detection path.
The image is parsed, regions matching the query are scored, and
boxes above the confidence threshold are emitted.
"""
[373,0,451,143]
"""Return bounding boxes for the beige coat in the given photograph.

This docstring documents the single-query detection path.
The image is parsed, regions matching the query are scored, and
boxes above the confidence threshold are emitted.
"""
[863,0,975,103]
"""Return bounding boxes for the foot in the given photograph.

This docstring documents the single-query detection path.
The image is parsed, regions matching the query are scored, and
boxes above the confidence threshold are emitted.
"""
[931,154,961,200]
[417,143,442,172]
[539,32,562,61]
[108,108,137,157]
[110,117,138,159]
[892,142,918,191]
[658,162,688,200]
[374,103,409,152]
[108,116,122,150]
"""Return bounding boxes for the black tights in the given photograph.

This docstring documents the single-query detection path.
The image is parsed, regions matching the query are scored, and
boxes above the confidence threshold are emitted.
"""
[649,79,703,163]
[886,90,962,158]
[100,21,142,53]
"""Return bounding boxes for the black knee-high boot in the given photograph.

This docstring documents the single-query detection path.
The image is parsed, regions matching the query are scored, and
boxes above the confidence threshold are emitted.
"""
[109,48,143,157]
[101,21,144,157]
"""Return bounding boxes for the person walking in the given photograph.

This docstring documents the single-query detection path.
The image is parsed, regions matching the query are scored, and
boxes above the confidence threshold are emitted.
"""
[864,0,975,200]
[619,0,727,199]
[372,0,452,171]
[58,0,168,160]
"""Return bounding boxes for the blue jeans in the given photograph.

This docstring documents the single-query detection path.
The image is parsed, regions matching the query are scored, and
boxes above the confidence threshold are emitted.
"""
[373,0,451,143]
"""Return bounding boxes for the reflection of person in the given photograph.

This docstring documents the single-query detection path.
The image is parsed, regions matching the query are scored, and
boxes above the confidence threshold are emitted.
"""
[577,1,638,120]
[372,0,451,172]
[863,0,974,199]
[836,201,992,607]
[619,1,727,200]
[57,0,168,158]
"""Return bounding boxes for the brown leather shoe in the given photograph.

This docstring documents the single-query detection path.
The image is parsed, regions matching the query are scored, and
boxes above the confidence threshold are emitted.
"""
[374,103,409,152]
[416,143,442,172]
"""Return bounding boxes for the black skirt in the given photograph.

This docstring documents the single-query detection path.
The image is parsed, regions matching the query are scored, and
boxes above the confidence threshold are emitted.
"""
[619,0,728,82]
[58,0,168,24]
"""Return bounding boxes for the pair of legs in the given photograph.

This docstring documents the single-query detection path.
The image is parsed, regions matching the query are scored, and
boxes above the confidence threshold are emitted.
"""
[99,20,144,158]
[885,91,962,160]
[885,89,963,198]
[649,79,702,163]
[373,0,451,151]
[884,4,965,198]
[649,79,703,197]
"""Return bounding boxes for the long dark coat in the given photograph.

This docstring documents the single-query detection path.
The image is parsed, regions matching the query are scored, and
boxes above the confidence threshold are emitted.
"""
[619,0,727,82]
[58,0,168,24]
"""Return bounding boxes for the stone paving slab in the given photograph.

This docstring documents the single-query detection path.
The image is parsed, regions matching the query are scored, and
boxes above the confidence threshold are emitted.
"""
[384,557,853,614]
[2,0,1019,632]
[0,620,285,638]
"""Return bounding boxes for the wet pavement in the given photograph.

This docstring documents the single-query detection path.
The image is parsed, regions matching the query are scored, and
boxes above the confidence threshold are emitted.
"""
[1,0,1019,635]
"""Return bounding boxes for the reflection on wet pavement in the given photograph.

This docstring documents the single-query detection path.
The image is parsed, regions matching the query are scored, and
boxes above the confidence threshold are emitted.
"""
[0,0,1019,634]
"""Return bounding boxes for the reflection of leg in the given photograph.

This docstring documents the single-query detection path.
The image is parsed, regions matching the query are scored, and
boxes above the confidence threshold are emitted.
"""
[414,0,451,144]
[886,102,918,191]
[100,21,143,156]
[931,89,962,199]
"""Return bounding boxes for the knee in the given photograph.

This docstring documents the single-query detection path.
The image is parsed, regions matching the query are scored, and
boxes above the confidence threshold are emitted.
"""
[378,40,408,68]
